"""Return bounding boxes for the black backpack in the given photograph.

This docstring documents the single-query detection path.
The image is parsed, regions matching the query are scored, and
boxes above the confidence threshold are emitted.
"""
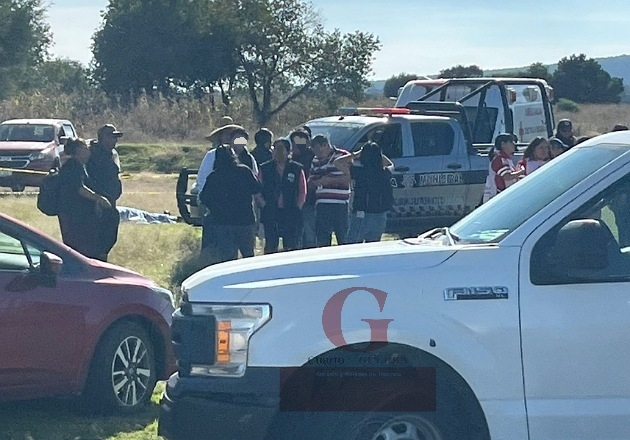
[37,168,62,216]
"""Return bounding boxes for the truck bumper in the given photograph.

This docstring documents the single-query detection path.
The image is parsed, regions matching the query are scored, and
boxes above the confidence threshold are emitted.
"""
[158,368,280,440]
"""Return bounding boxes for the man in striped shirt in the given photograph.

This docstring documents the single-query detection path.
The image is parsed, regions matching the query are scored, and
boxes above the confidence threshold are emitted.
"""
[308,135,351,246]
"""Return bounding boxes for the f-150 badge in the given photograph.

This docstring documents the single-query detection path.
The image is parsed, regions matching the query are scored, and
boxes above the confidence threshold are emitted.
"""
[443,286,509,301]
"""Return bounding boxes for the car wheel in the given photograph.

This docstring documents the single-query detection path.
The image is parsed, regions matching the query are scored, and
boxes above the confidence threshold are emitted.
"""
[345,414,443,440]
[82,321,157,413]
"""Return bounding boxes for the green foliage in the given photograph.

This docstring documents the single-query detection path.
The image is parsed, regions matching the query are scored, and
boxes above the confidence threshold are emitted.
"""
[0,0,51,99]
[438,64,483,78]
[496,62,552,82]
[92,0,234,101]
[552,54,624,103]
[92,0,381,126]
[116,143,206,173]
[383,73,421,98]
[556,98,580,113]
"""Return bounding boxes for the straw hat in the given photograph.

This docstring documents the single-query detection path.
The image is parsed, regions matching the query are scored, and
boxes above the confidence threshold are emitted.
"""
[205,124,245,142]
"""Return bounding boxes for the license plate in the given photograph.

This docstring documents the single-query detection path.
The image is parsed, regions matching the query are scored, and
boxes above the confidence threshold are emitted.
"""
[0,171,12,177]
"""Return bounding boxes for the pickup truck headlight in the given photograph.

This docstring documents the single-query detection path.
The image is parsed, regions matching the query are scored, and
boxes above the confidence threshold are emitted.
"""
[179,303,271,377]
[29,150,55,161]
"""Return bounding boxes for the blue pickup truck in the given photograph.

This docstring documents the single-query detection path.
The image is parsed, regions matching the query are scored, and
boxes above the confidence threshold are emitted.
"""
[176,78,555,236]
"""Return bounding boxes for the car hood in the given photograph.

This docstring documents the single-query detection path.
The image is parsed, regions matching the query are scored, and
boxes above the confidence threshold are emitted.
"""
[183,240,457,302]
[0,141,54,152]
[87,258,153,286]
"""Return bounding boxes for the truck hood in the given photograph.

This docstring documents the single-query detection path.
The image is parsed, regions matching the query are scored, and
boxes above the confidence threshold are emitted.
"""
[0,141,54,152]
[183,240,457,302]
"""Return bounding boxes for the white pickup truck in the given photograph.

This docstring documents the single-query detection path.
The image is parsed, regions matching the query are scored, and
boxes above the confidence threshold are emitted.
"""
[159,131,630,440]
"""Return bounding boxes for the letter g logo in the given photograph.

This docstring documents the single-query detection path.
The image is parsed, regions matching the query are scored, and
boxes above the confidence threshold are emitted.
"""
[322,287,394,352]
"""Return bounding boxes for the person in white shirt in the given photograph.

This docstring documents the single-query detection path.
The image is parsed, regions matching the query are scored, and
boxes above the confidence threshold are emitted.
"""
[197,121,245,251]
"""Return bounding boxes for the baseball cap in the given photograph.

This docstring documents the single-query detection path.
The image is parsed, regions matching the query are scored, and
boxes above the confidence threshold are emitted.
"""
[557,119,573,130]
[97,124,123,139]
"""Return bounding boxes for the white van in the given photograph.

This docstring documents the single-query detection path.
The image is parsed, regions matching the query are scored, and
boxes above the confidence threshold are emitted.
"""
[396,78,555,144]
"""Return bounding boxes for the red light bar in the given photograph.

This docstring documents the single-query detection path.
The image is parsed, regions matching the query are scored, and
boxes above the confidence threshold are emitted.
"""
[338,107,411,116]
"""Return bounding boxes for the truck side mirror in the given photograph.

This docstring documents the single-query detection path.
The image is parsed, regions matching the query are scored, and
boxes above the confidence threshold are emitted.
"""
[38,251,63,287]
[532,219,615,284]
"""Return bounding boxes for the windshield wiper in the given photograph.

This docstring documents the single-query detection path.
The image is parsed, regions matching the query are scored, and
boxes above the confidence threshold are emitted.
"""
[439,227,460,245]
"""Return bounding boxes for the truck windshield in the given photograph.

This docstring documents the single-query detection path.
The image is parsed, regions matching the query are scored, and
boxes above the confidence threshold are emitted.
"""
[305,121,364,149]
[0,124,56,143]
[450,144,629,244]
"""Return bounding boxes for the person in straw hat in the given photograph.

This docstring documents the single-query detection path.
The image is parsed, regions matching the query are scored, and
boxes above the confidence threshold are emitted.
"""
[195,117,245,251]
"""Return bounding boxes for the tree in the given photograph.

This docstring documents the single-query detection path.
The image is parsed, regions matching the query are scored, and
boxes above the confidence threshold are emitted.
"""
[215,0,381,125]
[383,73,421,98]
[438,65,483,78]
[552,54,624,103]
[494,62,552,82]
[0,0,51,99]
[92,0,235,101]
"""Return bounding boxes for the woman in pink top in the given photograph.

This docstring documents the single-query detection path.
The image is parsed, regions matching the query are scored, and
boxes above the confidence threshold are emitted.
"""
[518,137,550,175]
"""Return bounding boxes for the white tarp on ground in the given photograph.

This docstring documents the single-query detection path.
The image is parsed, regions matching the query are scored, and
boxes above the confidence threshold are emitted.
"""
[117,206,178,224]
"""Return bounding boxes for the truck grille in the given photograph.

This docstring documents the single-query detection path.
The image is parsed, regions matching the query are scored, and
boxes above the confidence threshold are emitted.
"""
[0,156,30,169]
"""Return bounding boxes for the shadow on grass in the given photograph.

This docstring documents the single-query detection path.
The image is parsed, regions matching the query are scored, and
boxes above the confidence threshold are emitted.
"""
[0,397,161,440]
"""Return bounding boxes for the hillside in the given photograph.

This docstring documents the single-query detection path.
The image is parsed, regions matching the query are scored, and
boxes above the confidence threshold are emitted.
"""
[369,54,630,101]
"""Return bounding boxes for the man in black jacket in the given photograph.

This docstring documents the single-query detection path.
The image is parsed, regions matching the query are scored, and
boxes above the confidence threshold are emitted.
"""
[87,124,123,261]
[258,139,306,253]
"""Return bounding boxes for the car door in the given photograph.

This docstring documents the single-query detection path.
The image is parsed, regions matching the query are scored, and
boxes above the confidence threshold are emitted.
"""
[392,119,470,232]
[519,170,630,440]
[0,229,86,399]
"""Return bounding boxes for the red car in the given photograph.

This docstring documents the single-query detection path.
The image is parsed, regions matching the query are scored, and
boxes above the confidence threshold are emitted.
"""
[0,212,176,412]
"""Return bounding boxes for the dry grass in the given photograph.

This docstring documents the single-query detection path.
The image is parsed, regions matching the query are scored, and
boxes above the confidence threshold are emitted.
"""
[555,104,630,137]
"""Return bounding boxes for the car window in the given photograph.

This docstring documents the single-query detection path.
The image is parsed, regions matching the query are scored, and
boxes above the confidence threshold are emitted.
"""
[531,173,630,285]
[62,124,76,138]
[371,124,402,159]
[305,122,364,149]
[451,144,628,244]
[0,232,31,271]
[410,122,454,156]
[0,124,56,143]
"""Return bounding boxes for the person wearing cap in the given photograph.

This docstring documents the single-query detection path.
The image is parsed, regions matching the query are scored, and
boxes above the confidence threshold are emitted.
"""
[86,123,124,261]
[251,128,273,167]
[554,119,577,148]
[482,133,524,203]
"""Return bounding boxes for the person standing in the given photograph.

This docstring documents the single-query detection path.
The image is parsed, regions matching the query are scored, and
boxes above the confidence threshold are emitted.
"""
[290,130,316,248]
[58,138,112,259]
[335,142,394,243]
[230,128,258,176]
[517,137,549,176]
[482,133,524,203]
[251,128,273,167]
[197,121,245,251]
[259,139,306,253]
[87,124,123,261]
[308,135,351,247]
[199,146,263,262]
[554,119,577,149]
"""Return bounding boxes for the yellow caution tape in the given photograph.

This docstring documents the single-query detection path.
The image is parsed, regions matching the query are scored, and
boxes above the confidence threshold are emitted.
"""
[0,167,48,175]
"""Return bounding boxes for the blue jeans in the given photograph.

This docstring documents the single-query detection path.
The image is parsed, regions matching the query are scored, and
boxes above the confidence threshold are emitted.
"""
[346,211,388,243]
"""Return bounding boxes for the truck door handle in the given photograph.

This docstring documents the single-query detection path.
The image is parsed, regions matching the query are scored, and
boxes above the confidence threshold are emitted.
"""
[394,166,410,172]
[447,163,462,170]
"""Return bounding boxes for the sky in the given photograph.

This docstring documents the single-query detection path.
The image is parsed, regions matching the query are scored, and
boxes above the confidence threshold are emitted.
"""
[47,0,630,80]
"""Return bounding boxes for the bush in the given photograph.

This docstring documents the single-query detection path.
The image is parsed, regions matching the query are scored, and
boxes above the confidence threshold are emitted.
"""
[556,98,580,113]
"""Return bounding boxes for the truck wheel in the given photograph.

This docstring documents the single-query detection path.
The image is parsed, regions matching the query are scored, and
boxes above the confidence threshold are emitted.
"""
[269,345,489,440]
[81,321,156,414]
[344,414,443,440]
